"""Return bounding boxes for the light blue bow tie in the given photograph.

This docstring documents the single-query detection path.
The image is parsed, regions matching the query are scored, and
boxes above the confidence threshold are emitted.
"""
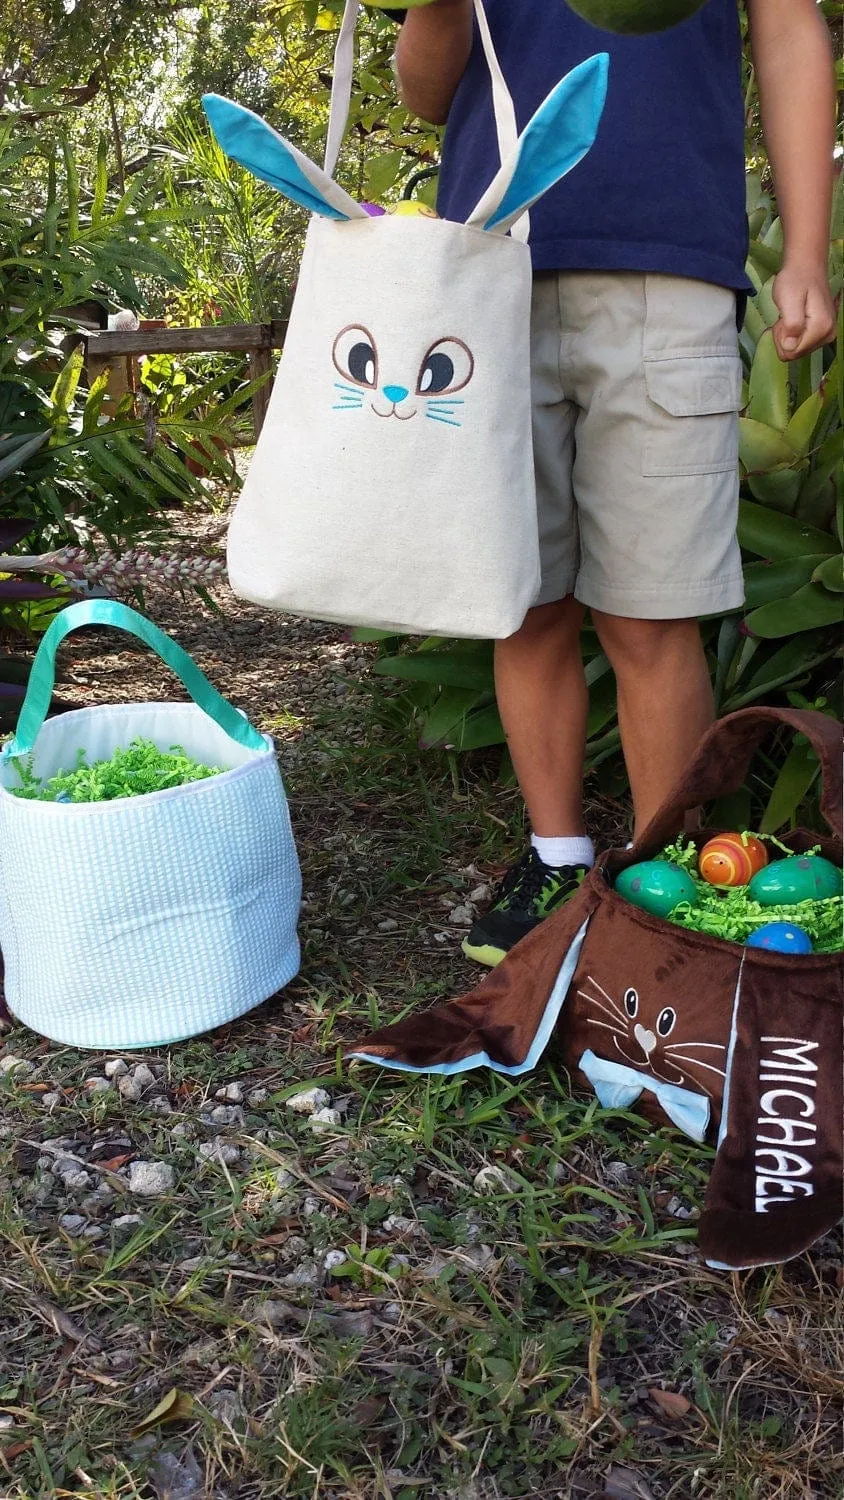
[579,1049,710,1143]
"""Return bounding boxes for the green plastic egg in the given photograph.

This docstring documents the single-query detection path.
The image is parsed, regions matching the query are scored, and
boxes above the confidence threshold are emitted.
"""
[565,0,707,34]
[614,860,698,919]
[748,855,842,907]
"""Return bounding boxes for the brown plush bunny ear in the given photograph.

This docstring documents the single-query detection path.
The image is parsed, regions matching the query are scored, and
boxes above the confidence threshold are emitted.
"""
[698,950,843,1270]
[348,886,599,1075]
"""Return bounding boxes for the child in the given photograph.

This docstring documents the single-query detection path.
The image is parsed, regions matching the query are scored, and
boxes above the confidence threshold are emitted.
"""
[395,0,836,966]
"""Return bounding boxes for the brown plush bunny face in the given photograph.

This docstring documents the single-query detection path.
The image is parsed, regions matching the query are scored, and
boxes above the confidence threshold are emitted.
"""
[575,971,728,1099]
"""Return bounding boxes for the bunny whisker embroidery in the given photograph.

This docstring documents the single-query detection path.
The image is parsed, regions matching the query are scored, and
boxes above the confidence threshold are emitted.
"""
[587,1018,626,1037]
[576,990,625,1028]
[580,976,626,1022]
[666,1055,727,1080]
[426,412,462,428]
[664,1040,726,1053]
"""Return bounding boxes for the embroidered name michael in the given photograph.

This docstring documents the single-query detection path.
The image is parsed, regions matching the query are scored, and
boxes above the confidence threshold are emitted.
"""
[754,1036,819,1213]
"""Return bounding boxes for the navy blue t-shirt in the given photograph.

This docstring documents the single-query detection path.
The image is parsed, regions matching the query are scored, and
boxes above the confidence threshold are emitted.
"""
[436,0,751,292]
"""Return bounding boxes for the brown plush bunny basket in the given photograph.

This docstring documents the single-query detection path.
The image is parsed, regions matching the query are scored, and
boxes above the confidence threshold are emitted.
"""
[351,708,843,1270]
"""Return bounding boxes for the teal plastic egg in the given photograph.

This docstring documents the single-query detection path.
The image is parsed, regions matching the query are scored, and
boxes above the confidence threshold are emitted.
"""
[614,860,697,918]
[746,922,813,954]
[748,855,842,907]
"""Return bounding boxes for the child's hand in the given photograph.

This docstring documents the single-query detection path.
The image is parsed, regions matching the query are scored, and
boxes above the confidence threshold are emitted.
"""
[771,263,837,361]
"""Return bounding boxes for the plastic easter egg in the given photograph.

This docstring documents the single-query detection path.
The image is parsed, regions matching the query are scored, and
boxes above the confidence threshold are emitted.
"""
[360,202,387,217]
[699,832,768,887]
[565,0,707,33]
[749,855,842,907]
[746,922,814,955]
[385,201,438,218]
[614,860,697,919]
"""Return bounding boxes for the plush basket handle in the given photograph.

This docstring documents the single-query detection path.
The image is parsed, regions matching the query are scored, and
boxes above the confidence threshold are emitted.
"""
[1,599,267,758]
[633,706,843,854]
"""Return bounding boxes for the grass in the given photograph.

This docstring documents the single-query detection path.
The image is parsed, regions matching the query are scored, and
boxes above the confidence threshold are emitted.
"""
[0,646,841,1500]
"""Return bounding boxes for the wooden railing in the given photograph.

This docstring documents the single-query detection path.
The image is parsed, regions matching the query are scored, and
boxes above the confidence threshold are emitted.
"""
[83,320,289,439]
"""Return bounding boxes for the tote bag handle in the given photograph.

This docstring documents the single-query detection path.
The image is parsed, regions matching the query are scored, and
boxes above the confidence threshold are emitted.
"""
[633,706,843,855]
[2,599,267,759]
[323,0,529,241]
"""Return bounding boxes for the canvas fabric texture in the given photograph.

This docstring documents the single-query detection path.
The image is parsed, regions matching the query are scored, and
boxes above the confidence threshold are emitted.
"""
[350,708,843,1270]
[0,603,301,1051]
[205,0,609,638]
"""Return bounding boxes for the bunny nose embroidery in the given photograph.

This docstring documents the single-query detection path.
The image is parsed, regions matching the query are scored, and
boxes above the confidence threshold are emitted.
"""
[383,384,409,404]
[633,1023,657,1058]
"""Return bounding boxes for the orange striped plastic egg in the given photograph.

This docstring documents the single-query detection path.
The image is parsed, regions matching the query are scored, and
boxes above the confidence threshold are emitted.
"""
[699,833,768,887]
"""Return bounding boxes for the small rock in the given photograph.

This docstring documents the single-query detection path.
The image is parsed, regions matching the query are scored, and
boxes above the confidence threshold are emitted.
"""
[469,883,491,905]
[59,1213,86,1236]
[216,1082,244,1104]
[280,1260,323,1290]
[207,1388,243,1429]
[448,904,474,927]
[118,1076,141,1103]
[383,1214,417,1236]
[61,1167,92,1192]
[552,1161,569,1184]
[112,1214,144,1238]
[377,918,398,932]
[198,1141,240,1166]
[131,1062,157,1092]
[84,1077,112,1095]
[169,1123,190,1138]
[0,1414,14,1431]
[473,1164,518,1195]
[148,1095,173,1115]
[247,1087,268,1106]
[253,1299,290,1328]
[0,1055,34,1076]
[286,1086,330,1116]
[273,1167,296,1191]
[104,1058,128,1079]
[302,1194,321,1217]
[40,1092,61,1109]
[82,1223,106,1241]
[324,1249,347,1272]
[208,1104,244,1127]
[381,1301,402,1324]
[309,1107,341,1135]
[462,1243,495,1271]
[604,1160,633,1186]
[280,1235,309,1262]
[128,1161,174,1197]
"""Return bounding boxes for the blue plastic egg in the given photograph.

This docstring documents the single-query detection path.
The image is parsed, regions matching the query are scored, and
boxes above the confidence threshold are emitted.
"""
[748,855,842,906]
[746,922,813,955]
[614,860,697,919]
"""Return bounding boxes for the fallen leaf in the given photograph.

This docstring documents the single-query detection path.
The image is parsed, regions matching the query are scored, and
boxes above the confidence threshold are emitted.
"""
[647,1387,691,1420]
[96,1153,133,1172]
[2,1440,32,1461]
[131,1388,195,1439]
[32,1298,89,1345]
[604,1466,656,1500]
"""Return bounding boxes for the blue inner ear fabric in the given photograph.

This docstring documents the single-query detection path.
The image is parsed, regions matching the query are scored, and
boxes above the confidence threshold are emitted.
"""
[485,53,609,231]
[202,94,351,221]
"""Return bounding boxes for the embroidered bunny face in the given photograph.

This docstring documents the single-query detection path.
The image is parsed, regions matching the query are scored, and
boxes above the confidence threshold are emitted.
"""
[576,972,727,1098]
[332,325,474,428]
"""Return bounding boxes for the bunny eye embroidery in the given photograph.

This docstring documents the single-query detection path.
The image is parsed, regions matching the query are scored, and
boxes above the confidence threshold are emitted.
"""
[623,988,638,1019]
[333,325,378,407]
[656,1006,676,1038]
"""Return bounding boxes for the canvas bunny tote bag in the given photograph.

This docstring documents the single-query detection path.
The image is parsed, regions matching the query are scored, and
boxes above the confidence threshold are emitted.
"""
[203,0,608,637]
[349,708,843,1270]
[0,601,301,1050]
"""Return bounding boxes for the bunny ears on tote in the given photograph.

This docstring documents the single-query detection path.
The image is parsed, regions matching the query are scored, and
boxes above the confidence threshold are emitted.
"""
[202,50,608,234]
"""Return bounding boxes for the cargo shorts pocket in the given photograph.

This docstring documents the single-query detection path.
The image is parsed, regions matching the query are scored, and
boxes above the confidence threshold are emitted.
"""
[642,353,741,478]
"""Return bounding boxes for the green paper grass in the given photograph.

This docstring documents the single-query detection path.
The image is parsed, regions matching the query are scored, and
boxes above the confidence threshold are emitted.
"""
[10,738,224,803]
[655,836,842,954]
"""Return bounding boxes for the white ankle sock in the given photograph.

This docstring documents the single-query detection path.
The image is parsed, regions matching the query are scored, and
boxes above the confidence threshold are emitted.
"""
[531,833,595,870]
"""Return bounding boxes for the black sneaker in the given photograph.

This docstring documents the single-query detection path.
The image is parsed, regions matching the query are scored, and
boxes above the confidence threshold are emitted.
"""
[462,848,587,967]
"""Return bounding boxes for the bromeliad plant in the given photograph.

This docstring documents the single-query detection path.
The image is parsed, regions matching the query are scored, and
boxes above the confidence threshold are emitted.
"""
[362,176,843,834]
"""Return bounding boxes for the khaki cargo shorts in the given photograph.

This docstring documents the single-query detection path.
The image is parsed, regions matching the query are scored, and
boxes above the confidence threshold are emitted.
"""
[531,270,745,618]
